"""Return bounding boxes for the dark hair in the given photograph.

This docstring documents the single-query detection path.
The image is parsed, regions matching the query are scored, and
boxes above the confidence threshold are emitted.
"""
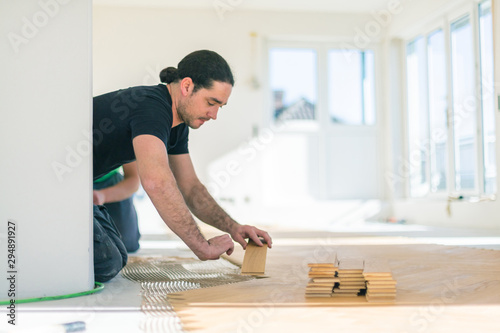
[159,50,234,92]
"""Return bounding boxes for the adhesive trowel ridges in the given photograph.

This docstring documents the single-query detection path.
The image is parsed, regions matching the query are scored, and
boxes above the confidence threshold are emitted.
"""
[121,256,256,332]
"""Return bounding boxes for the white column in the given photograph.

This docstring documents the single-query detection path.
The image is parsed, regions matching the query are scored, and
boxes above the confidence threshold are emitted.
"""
[0,0,93,300]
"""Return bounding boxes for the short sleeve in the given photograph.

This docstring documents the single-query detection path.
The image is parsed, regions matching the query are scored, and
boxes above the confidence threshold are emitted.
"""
[129,96,172,146]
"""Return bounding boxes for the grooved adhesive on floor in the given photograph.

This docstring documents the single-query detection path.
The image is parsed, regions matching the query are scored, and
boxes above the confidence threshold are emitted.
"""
[121,256,254,333]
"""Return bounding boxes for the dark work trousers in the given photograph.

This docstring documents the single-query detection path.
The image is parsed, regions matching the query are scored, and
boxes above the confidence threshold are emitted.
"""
[93,172,141,252]
[93,204,128,282]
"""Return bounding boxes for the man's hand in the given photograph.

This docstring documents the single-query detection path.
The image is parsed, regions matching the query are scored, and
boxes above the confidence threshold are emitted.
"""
[230,225,272,250]
[195,234,235,260]
[93,162,140,205]
[93,190,105,205]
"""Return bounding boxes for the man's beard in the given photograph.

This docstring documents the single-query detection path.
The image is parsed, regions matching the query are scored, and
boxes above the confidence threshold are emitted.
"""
[176,99,199,129]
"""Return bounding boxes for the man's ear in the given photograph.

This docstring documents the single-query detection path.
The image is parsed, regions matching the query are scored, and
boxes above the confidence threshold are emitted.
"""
[179,77,194,97]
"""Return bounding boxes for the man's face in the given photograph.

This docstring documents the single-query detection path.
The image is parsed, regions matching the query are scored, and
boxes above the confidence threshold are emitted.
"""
[177,81,232,129]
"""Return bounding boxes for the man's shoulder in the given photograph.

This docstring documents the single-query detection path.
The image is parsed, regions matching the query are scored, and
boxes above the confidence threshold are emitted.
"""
[94,84,167,101]
[94,84,171,118]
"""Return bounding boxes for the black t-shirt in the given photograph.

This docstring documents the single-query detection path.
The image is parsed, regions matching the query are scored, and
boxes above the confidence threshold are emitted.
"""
[92,84,189,180]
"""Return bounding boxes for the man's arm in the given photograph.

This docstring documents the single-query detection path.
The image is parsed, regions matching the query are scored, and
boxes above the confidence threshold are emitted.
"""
[132,134,234,260]
[169,153,272,250]
[93,162,140,205]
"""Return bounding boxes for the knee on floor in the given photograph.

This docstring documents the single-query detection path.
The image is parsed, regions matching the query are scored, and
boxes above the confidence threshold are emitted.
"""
[94,242,127,283]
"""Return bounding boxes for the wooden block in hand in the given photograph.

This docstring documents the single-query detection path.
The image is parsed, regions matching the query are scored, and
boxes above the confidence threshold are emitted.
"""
[241,239,268,275]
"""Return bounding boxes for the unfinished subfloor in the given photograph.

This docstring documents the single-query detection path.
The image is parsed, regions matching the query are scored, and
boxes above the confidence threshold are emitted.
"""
[6,221,500,333]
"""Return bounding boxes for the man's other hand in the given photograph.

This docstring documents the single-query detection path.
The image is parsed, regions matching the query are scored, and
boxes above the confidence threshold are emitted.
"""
[230,225,272,250]
[93,190,105,205]
[196,234,235,260]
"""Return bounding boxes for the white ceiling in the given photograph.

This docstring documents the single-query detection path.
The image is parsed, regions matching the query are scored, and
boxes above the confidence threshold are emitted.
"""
[93,0,394,13]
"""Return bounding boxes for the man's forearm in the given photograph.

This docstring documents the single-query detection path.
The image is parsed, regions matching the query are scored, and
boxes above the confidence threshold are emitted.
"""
[98,176,138,204]
[184,183,239,234]
[133,135,236,259]
[144,178,210,258]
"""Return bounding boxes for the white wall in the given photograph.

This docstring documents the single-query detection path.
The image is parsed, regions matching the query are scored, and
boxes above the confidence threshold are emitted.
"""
[0,0,93,299]
[92,6,375,183]
[93,2,500,229]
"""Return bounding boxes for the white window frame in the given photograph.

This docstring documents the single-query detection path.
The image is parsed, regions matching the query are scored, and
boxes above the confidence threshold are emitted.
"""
[402,1,496,199]
[264,38,382,200]
[264,40,321,133]
[264,38,380,134]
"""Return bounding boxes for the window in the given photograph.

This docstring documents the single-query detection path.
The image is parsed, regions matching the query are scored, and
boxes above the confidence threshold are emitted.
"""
[405,0,496,197]
[328,50,376,125]
[427,29,448,192]
[269,48,317,122]
[269,46,376,126]
[451,15,476,192]
[406,37,429,197]
[478,0,496,194]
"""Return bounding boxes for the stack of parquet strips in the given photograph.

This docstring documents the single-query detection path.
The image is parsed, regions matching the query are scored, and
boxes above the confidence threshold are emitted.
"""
[363,259,397,302]
[305,256,397,300]
[305,254,339,298]
[333,258,366,297]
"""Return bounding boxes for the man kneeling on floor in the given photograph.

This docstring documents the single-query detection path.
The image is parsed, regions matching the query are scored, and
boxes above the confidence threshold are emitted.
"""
[92,50,272,282]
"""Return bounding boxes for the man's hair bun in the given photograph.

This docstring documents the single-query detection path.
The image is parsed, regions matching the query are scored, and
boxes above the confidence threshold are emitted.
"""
[159,67,179,84]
